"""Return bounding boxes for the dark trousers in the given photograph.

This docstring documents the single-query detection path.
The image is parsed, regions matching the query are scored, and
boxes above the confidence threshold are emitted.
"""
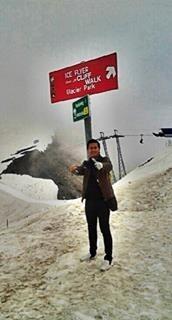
[85,199,113,262]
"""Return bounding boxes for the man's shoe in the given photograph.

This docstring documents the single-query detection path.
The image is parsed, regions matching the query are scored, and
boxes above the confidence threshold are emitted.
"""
[100,259,113,271]
[80,253,96,262]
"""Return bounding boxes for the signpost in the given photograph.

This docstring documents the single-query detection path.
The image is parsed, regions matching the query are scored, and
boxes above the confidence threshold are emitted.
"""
[72,95,89,122]
[49,52,119,156]
[72,95,92,148]
[49,52,118,103]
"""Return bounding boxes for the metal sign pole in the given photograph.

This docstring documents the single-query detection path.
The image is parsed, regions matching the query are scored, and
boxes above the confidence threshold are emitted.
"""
[72,95,92,157]
[84,96,92,157]
[84,116,92,142]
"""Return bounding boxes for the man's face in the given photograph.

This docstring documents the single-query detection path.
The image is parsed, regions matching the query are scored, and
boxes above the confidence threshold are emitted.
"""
[87,143,100,158]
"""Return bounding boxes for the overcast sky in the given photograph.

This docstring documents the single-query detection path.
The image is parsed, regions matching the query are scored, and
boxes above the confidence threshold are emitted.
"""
[1,0,172,174]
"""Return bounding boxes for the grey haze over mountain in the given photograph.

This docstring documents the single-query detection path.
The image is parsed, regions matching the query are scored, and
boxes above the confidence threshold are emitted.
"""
[1,0,172,175]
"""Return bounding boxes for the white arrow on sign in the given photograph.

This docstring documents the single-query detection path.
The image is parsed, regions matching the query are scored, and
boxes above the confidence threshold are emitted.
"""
[106,66,116,79]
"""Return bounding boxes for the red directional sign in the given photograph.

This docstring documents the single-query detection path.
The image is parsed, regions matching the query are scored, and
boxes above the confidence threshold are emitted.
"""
[49,53,118,103]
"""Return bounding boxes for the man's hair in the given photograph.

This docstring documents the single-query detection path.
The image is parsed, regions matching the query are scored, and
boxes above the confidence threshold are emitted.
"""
[87,139,100,149]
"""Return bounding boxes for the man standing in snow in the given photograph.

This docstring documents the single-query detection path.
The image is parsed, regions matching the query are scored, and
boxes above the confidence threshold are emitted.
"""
[69,139,117,271]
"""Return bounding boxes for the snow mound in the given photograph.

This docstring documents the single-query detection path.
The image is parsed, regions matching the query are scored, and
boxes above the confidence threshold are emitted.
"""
[0,174,58,201]
[115,147,172,187]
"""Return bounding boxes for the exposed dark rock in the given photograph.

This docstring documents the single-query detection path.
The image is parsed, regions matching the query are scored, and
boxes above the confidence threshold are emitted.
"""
[1,136,83,200]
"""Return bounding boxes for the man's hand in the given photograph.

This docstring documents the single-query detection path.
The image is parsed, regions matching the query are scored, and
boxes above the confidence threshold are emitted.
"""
[68,164,79,174]
[92,158,103,170]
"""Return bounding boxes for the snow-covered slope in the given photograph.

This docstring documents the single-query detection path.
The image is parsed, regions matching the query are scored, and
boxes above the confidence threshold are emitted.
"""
[0,148,172,319]
[0,174,74,226]
[115,147,172,185]
[0,174,58,201]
